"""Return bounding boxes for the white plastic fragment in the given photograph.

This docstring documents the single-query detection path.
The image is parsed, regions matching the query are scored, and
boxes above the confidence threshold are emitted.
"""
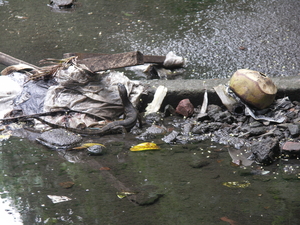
[214,84,239,112]
[200,89,208,114]
[163,51,185,68]
[145,85,168,116]
[0,75,23,119]
[47,195,72,204]
[228,148,253,166]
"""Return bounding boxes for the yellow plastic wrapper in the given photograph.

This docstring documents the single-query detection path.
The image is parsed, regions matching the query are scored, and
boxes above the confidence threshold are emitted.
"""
[130,142,160,151]
[222,181,250,188]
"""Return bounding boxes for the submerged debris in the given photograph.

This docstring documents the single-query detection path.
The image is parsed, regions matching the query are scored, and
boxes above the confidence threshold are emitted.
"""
[59,181,75,189]
[222,181,251,188]
[87,145,106,155]
[47,195,72,204]
[36,129,82,150]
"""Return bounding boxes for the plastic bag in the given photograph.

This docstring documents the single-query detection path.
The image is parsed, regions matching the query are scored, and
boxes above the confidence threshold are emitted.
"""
[44,65,144,119]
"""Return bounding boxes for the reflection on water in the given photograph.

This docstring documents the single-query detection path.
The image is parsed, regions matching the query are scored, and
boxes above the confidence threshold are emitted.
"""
[1,0,300,224]
[0,194,23,225]
[1,135,300,224]
[0,0,299,79]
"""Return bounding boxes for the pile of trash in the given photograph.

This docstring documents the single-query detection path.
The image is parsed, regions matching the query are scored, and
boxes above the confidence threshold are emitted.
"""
[0,50,299,167]
[0,50,186,128]
[141,69,300,166]
[0,51,185,148]
[0,59,144,130]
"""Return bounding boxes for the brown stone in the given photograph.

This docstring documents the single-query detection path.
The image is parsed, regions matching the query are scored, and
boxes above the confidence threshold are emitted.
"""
[175,99,194,117]
[59,181,74,189]
[282,142,300,151]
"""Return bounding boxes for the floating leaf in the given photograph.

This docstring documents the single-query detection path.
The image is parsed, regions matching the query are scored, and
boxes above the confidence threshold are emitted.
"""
[130,142,160,151]
[220,216,238,225]
[117,193,126,199]
[121,11,133,16]
[100,167,110,171]
[72,143,106,150]
[116,191,137,199]
[223,181,250,188]
[59,181,74,189]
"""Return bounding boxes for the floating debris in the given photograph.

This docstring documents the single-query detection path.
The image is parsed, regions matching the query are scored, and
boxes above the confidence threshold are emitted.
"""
[0,133,11,141]
[99,167,110,171]
[116,191,137,199]
[87,145,106,155]
[47,195,72,203]
[228,148,253,166]
[220,216,238,225]
[130,142,160,151]
[222,181,250,188]
[72,143,106,150]
[59,181,74,189]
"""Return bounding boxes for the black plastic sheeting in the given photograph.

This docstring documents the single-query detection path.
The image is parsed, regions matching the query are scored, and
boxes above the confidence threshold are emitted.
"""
[1,65,144,127]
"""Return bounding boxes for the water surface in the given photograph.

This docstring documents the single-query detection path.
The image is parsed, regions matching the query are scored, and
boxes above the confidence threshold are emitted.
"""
[0,1,300,224]
[0,0,299,79]
[1,123,300,224]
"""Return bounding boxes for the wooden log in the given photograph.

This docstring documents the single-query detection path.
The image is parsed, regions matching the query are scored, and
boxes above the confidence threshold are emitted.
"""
[0,51,41,71]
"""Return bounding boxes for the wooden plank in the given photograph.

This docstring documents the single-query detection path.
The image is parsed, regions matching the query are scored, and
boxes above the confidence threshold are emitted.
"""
[143,55,165,64]
[65,51,144,72]
[63,52,106,60]
[63,52,166,68]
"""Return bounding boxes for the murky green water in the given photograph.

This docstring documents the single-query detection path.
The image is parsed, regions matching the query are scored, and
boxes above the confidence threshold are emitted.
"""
[1,133,300,224]
[1,0,300,224]
[0,0,299,79]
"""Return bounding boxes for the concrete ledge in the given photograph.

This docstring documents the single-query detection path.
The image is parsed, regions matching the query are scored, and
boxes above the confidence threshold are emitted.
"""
[140,76,300,109]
